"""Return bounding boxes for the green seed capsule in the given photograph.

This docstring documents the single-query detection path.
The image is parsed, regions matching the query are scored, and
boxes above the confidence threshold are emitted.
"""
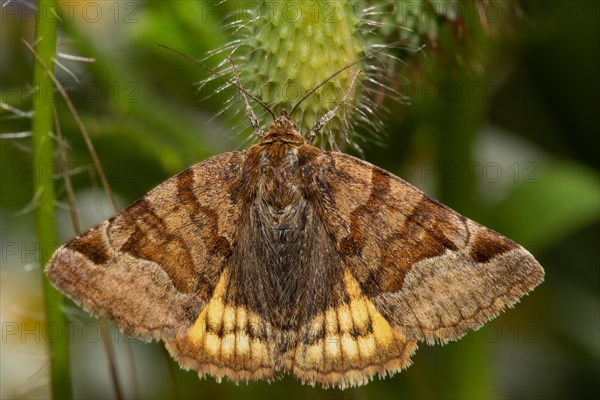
[235,0,365,149]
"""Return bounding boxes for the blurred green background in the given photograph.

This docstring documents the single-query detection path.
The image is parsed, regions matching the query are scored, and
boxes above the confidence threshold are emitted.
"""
[1,1,598,399]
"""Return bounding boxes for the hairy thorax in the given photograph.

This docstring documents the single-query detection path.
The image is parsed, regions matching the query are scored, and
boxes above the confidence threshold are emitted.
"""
[253,120,309,242]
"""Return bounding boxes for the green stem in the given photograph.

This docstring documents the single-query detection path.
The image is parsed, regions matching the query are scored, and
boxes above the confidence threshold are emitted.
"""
[31,1,73,398]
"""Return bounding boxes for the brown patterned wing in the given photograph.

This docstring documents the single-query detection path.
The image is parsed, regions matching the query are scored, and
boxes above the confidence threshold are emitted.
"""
[46,152,246,342]
[306,151,544,345]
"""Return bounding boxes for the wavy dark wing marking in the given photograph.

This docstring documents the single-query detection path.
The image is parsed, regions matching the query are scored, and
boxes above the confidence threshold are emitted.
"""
[304,151,544,345]
[46,152,246,342]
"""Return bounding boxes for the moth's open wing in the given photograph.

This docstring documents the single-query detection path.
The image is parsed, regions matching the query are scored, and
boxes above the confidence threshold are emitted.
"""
[307,151,544,345]
[46,152,246,342]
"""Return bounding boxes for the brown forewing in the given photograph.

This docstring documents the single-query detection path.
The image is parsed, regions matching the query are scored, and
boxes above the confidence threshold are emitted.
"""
[301,150,545,345]
[45,152,247,341]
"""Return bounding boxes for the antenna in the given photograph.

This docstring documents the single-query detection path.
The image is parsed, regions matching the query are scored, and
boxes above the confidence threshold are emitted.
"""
[306,70,361,144]
[227,55,265,136]
[289,44,397,117]
[158,44,276,119]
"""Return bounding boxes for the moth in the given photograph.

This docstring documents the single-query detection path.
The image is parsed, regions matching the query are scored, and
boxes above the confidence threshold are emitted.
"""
[46,54,544,389]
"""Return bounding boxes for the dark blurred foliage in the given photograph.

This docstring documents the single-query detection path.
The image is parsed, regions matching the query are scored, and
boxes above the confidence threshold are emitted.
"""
[1,1,598,399]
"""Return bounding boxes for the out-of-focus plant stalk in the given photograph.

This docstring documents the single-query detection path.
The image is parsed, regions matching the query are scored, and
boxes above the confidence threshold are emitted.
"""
[30,0,73,398]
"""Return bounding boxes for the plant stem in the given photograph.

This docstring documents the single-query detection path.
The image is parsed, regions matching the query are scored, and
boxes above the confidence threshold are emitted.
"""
[30,0,73,398]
